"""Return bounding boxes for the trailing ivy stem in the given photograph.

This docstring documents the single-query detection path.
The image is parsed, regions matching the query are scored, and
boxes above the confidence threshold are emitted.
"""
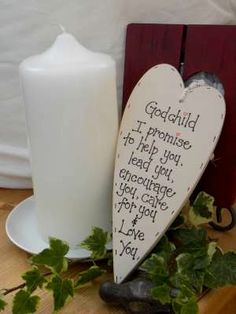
[2,283,26,296]
[2,271,52,296]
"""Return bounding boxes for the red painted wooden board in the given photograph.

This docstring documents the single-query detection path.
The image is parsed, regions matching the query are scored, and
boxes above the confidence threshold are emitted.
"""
[122,23,236,208]
[183,25,236,208]
[122,24,185,110]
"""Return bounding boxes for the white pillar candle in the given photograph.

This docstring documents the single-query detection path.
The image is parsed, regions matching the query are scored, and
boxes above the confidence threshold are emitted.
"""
[19,32,118,248]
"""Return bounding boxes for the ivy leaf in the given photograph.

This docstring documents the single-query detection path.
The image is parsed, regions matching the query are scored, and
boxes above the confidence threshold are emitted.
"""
[177,248,211,271]
[172,301,182,314]
[173,227,208,253]
[46,275,74,312]
[173,298,198,314]
[175,253,206,293]
[180,299,198,314]
[192,192,214,217]
[152,235,175,263]
[170,273,192,292]
[151,283,171,304]
[22,268,46,293]
[174,284,196,304]
[0,297,7,311]
[75,265,105,287]
[169,214,185,230]
[189,192,214,226]
[176,253,193,273]
[31,238,69,274]
[204,249,236,288]
[207,242,217,262]
[12,290,40,314]
[80,227,110,259]
[172,285,198,314]
[141,254,169,285]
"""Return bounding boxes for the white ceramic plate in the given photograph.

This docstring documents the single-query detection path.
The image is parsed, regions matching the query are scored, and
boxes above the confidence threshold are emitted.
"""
[5,196,92,260]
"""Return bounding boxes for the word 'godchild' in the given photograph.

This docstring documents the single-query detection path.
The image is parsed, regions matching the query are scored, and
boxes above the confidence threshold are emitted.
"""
[145,101,200,132]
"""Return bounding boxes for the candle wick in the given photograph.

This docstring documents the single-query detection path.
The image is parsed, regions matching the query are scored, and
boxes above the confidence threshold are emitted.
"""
[58,24,66,33]
[29,1,67,34]
[49,22,67,34]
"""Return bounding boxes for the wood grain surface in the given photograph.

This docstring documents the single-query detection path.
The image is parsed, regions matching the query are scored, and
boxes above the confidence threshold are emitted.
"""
[0,189,123,314]
[0,188,236,313]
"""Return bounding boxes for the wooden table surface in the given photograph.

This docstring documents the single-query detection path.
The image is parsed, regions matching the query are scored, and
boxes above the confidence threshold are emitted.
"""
[1,188,236,314]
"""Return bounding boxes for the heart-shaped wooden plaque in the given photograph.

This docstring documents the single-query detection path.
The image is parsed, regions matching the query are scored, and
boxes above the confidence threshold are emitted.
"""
[113,64,225,283]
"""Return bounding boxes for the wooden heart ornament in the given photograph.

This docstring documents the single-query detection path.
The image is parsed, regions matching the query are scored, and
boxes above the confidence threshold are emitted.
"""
[113,64,225,283]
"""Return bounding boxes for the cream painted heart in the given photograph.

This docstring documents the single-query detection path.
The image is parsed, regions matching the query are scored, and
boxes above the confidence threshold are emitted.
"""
[112,64,225,284]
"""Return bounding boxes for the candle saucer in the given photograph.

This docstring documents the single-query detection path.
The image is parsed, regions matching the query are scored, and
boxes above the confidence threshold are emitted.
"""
[5,196,92,261]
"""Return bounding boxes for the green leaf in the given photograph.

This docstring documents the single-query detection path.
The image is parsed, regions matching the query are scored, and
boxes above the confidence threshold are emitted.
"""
[12,290,40,314]
[31,238,69,274]
[171,269,203,295]
[46,275,74,312]
[141,254,169,285]
[189,192,214,226]
[75,265,105,287]
[177,249,210,272]
[0,297,7,311]
[204,249,236,288]
[170,273,192,291]
[152,235,175,263]
[173,227,211,291]
[207,242,217,262]
[172,285,198,314]
[151,283,171,304]
[175,253,205,293]
[173,227,208,252]
[176,253,193,273]
[80,227,110,259]
[180,299,198,314]
[174,284,196,304]
[192,192,214,218]
[169,214,185,230]
[22,268,46,293]
[172,300,182,314]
